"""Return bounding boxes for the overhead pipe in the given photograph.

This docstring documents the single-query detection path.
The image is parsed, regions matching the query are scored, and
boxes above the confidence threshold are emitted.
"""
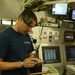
[43,0,75,5]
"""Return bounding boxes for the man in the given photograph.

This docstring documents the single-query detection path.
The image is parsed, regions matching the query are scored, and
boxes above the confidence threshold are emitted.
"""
[0,9,42,75]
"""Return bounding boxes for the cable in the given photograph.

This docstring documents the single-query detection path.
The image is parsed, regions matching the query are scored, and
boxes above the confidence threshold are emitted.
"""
[32,26,44,58]
[36,26,44,55]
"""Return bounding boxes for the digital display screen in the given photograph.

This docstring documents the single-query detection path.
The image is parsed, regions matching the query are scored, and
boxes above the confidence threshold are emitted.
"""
[68,9,75,21]
[64,31,75,42]
[42,46,61,64]
[72,10,75,20]
[65,46,75,61]
[52,3,68,15]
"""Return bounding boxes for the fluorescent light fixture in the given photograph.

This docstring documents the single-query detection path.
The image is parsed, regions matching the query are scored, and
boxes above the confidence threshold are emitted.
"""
[2,20,11,25]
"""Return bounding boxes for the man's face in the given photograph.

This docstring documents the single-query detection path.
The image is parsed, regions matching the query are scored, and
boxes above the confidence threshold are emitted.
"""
[18,18,36,34]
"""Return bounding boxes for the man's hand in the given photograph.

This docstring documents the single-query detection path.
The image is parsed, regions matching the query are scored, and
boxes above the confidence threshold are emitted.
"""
[23,58,42,68]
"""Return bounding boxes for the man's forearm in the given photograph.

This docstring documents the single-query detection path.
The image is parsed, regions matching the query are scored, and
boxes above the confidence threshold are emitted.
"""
[0,61,22,70]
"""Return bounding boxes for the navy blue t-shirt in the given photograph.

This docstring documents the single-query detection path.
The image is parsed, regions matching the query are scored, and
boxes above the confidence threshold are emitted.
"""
[0,27,34,75]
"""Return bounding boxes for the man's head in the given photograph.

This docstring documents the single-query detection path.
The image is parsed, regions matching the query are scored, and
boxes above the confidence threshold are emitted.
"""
[15,9,37,34]
[20,9,37,26]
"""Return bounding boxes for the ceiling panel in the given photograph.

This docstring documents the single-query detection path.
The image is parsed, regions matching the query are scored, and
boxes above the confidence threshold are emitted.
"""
[0,0,24,20]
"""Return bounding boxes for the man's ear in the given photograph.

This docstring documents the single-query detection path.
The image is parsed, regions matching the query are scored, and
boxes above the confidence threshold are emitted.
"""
[20,16,23,20]
[19,17,23,22]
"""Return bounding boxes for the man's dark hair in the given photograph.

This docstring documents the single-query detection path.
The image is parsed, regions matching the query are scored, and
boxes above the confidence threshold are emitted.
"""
[19,9,37,26]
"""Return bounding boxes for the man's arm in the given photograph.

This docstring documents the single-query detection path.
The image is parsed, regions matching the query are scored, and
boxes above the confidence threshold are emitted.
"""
[0,58,22,70]
[0,57,42,71]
